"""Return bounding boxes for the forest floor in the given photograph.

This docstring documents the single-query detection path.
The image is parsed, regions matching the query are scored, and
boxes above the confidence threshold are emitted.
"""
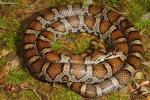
[0,0,150,100]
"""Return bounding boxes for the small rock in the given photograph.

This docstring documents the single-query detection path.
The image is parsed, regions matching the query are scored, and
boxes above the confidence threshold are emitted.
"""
[141,13,150,21]
[6,52,20,70]
[134,71,145,80]
[143,62,150,67]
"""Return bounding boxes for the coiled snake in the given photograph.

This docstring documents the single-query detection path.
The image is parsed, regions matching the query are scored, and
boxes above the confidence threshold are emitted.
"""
[23,3,143,98]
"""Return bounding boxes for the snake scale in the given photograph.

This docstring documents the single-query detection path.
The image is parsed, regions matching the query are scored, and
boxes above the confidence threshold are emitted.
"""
[23,3,143,98]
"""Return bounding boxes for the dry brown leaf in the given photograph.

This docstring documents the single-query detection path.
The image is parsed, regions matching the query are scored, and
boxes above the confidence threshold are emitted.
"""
[140,81,150,86]
[0,79,5,85]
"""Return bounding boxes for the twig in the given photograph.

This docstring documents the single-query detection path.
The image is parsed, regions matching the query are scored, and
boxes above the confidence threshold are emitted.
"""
[0,1,17,5]
[32,88,42,100]
[30,0,41,8]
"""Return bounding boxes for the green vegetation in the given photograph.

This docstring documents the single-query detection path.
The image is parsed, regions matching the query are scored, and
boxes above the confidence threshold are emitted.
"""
[65,33,93,54]
[18,90,40,100]
[144,51,150,60]
[73,39,90,54]
[6,68,31,84]
[124,0,150,30]
[0,57,6,68]
[0,16,20,50]
[51,86,81,100]
[51,33,96,54]
[108,91,128,100]
[135,20,150,30]
[107,0,123,7]
[51,40,62,51]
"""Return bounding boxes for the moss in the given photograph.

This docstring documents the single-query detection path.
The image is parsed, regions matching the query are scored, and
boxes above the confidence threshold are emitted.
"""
[73,39,90,54]
[107,0,123,7]
[0,57,6,69]
[51,40,62,52]
[47,0,80,7]
[143,51,150,60]
[50,86,81,100]
[18,90,40,100]
[0,89,6,100]
[0,15,20,50]
[6,68,32,84]
[134,20,150,30]
[139,0,150,12]
[6,89,40,100]
[126,2,144,23]
[65,33,78,39]
[108,91,128,100]
[51,33,96,54]
[125,0,150,27]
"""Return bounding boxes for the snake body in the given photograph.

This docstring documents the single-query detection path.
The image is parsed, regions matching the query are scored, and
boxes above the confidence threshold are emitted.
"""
[23,4,143,98]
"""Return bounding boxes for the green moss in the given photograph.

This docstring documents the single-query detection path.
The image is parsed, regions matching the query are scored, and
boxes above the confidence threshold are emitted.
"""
[0,89,5,100]
[108,91,128,100]
[107,0,123,7]
[65,33,78,39]
[0,57,6,69]
[140,0,150,12]
[51,33,95,54]
[0,15,20,50]
[47,0,80,7]
[126,0,150,26]
[73,39,90,54]
[51,86,81,100]
[0,17,7,29]
[51,40,62,51]
[143,51,150,60]
[134,20,150,30]
[6,89,40,100]
[127,0,145,22]
[6,68,31,84]
[18,90,40,100]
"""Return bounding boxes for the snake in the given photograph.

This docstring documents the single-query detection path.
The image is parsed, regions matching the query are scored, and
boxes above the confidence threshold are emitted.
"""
[23,3,143,98]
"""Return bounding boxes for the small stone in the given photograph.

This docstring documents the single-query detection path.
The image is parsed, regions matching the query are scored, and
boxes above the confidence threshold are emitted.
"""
[6,52,20,70]
[143,62,150,67]
[134,71,145,80]
[141,13,150,21]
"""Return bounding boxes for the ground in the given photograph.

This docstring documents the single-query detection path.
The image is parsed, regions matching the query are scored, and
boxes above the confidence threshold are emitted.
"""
[0,0,150,100]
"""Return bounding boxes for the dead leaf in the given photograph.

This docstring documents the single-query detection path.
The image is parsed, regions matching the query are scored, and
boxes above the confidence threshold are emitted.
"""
[140,81,150,86]
[0,79,5,85]
[4,84,12,92]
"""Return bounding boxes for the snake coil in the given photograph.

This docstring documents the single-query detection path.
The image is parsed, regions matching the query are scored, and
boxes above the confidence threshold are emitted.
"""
[23,3,143,98]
